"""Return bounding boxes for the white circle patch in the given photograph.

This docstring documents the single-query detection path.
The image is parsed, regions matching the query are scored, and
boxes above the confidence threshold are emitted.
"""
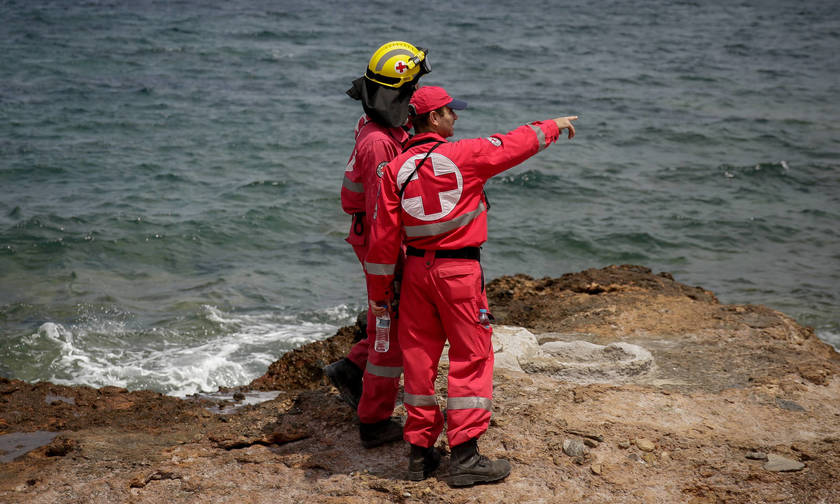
[486,136,502,147]
[397,152,462,222]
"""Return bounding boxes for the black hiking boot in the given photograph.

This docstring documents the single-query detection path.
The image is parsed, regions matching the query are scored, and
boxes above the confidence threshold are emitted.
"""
[448,438,511,487]
[323,358,362,410]
[407,444,441,481]
[359,418,403,449]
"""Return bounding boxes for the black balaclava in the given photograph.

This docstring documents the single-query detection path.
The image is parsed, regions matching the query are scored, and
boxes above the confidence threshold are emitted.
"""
[346,76,418,128]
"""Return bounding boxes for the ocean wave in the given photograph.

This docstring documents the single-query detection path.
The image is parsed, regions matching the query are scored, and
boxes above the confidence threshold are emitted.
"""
[231,30,286,41]
[817,329,840,353]
[719,161,793,179]
[653,161,834,191]
[496,169,559,188]
[493,169,608,201]
[6,304,356,396]
[240,179,289,191]
[2,0,838,394]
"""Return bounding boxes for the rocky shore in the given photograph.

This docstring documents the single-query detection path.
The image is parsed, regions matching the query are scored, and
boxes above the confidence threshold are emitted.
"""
[2,265,839,503]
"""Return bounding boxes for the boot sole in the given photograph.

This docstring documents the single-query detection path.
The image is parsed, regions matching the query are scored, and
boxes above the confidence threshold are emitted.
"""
[360,437,402,449]
[448,467,511,487]
[407,456,441,481]
[406,469,426,481]
[360,430,404,449]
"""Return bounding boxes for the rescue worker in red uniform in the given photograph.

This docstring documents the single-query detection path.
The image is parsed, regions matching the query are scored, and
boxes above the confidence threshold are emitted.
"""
[366,86,577,485]
[324,41,431,449]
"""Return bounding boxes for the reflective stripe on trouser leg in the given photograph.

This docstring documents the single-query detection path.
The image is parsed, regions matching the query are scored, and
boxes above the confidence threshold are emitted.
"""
[357,314,403,423]
[346,243,371,369]
[399,256,447,448]
[404,392,438,407]
[366,362,403,378]
[433,258,494,447]
[447,396,492,411]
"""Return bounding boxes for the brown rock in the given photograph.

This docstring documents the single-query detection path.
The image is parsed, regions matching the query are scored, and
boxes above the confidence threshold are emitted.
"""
[562,438,587,457]
[635,438,656,452]
[264,420,310,445]
[0,266,838,504]
[565,428,604,442]
[248,326,359,391]
[45,436,75,457]
[797,361,832,385]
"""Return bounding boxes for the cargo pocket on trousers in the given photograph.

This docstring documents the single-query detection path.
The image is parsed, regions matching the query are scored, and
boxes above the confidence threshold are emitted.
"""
[437,263,480,301]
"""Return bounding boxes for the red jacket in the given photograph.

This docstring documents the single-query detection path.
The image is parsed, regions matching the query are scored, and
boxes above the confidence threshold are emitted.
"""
[365,120,562,300]
[341,114,410,248]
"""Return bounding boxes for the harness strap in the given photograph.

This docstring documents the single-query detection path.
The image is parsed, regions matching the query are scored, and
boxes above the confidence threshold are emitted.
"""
[402,136,444,151]
[396,141,444,201]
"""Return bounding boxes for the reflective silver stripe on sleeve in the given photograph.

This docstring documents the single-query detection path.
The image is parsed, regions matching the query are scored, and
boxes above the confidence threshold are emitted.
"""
[364,262,395,276]
[447,396,492,412]
[404,393,438,407]
[529,123,547,151]
[365,362,403,378]
[404,201,486,238]
[343,174,364,193]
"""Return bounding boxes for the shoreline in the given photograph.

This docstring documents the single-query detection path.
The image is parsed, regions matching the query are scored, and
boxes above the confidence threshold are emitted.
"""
[2,264,839,503]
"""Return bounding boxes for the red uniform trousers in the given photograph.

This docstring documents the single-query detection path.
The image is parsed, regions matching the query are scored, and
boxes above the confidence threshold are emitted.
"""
[348,242,402,424]
[399,252,494,448]
[345,242,372,369]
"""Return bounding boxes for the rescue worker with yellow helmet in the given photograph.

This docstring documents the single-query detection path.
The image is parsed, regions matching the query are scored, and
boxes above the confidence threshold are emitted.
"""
[346,41,431,128]
[324,41,431,452]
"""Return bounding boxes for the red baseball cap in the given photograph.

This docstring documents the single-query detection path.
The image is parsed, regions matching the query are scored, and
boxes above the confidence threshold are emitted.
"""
[409,86,468,115]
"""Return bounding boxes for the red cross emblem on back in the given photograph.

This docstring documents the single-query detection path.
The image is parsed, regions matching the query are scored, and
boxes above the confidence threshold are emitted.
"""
[398,153,463,221]
[404,161,458,215]
[395,61,408,74]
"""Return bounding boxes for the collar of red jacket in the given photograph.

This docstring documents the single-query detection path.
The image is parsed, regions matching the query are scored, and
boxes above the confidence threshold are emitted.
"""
[404,131,447,150]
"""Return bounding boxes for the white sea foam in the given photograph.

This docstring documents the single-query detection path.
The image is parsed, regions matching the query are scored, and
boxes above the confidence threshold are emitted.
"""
[33,307,834,396]
[817,329,840,354]
[31,304,357,397]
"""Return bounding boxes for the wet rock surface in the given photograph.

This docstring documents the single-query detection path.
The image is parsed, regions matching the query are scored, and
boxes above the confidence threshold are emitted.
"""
[1,265,839,503]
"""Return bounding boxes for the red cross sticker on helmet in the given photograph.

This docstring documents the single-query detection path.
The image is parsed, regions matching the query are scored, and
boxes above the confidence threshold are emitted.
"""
[365,41,430,88]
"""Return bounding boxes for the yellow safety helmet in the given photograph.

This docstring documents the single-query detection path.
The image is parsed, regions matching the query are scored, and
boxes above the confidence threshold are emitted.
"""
[365,41,430,88]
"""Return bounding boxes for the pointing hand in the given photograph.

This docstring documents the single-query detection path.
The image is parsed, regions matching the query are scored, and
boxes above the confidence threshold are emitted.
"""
[552,116,578,139]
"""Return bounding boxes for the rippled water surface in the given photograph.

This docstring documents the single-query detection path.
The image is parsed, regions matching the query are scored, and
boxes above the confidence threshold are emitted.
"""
[1,0,838,394]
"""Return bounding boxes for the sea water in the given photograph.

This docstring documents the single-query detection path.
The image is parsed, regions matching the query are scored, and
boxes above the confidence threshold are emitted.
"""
[1,0,838,395]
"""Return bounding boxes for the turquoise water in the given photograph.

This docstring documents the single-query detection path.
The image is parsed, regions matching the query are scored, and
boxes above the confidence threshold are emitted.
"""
[1,0,838,395]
